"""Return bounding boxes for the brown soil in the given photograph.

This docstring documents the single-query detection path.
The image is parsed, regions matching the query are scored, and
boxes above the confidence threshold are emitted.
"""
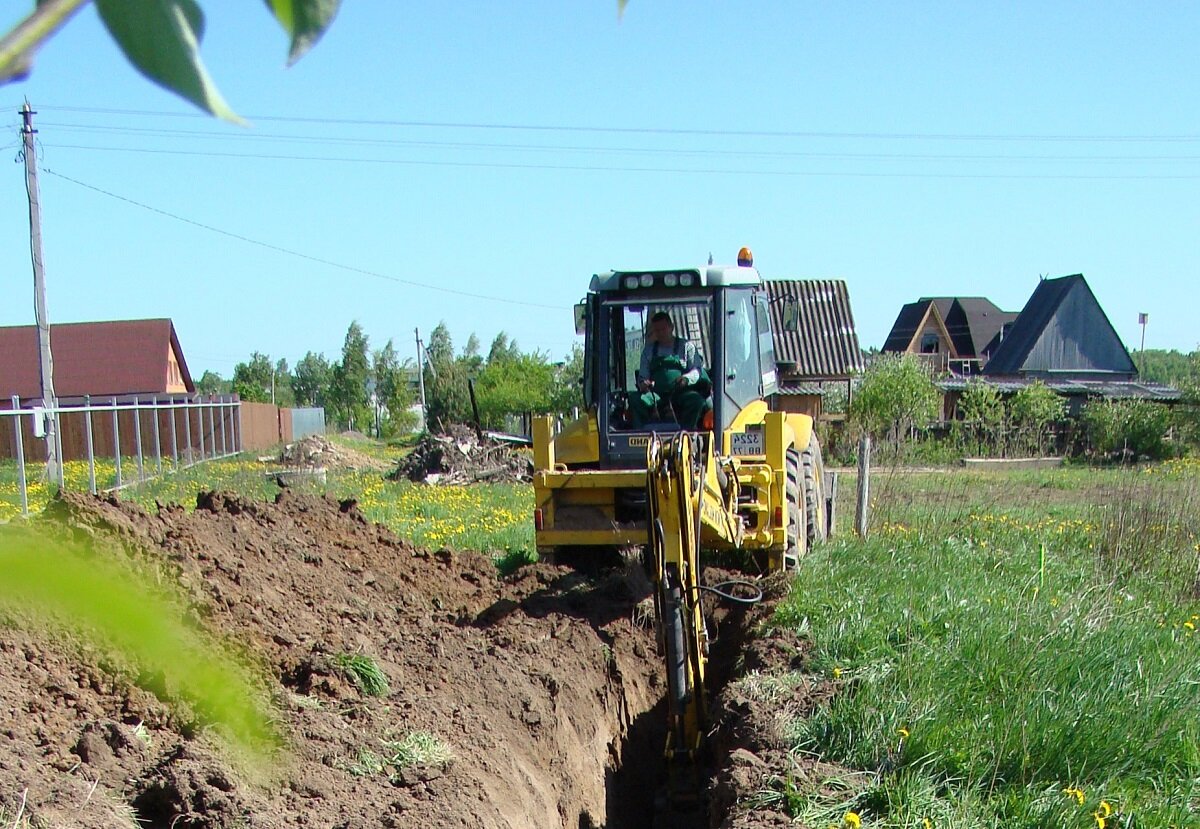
[276,435,392,472]
[0,491,823,828]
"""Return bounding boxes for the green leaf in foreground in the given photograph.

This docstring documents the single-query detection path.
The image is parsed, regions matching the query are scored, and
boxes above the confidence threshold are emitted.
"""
[0,533,279,764]
[263,0,341,65]
[95,0,242,123]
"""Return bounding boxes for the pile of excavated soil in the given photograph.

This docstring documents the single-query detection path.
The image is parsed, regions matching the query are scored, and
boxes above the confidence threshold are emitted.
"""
[276,435,391,472]
[0,490,827,828]
[389,426,532,485]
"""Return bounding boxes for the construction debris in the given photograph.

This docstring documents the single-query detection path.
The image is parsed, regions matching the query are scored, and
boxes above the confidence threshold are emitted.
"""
[277,435,390,472]
[390,425,533,484]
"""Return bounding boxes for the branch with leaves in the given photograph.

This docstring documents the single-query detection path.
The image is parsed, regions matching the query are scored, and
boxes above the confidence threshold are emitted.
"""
[0,0,341,122]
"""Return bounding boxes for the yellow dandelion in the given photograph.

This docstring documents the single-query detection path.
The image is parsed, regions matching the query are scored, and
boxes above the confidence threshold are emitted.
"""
[833,666,842,679]
[843,813,861,829]
[1093,814,1106,829]
[923,820,932,829]
[1064,786,1085,805]
[897,727,910,739]
[1098,801,1112,817]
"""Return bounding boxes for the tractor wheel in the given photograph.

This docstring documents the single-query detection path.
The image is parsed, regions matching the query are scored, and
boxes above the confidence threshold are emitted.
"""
[801,433,827,546]
[784,447,805,570]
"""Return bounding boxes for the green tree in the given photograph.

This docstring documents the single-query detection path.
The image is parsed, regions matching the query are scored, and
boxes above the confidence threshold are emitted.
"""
[231,352,275,403]
[549,344,585,416]
[291,351,331,408]
[1008,381,1066,456]
[849,354,941,445]
[196,370,229,395]
[953,380,1005,457]
[327,321,371,431]
[487,332,522,365]
[424,322,470,429]
[1082,398,1173,460]
[475,352,557,430]
[373,339,417,437]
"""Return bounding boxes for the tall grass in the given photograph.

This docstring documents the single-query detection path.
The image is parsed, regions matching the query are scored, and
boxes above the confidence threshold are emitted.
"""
[772,463,1200,826]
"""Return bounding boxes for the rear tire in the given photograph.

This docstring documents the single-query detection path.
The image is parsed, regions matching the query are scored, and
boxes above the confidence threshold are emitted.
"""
[801,433,827,546]
[784,448,805,570]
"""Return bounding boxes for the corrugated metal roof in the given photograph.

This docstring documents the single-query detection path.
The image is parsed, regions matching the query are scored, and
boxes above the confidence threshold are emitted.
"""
[765,279,863,379]
[938,376,1181,401]
[0,319,194,400]
[983,275,1137,377]
[776,382,829,396]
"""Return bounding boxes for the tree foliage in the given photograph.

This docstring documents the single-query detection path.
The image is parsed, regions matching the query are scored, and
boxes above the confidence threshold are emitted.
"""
[231,352,275,403]
[291,351,331,407]
[849,354,940,444]
[1081,398,1173,461]
[196,370,229,395]
[327,321,371,431]
[1007,381,1067,456]
[1,0,342,121]
[952,379,1004,456]
[373,339,417,437]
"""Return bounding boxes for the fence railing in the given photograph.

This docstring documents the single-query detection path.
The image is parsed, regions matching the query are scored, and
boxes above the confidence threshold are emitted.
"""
[1,394,242,519]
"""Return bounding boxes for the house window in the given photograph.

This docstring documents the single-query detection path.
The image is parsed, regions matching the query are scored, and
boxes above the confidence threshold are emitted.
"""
[920,333,940,354]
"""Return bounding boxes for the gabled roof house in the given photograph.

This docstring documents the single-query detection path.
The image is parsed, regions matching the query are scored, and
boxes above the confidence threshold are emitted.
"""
[883,296,1018,373]
[0,318,194,402]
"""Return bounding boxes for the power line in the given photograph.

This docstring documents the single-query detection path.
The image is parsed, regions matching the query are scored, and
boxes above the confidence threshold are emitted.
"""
[37,105,1200,143]
[41,167,566,311]
[35,121,1200,162]
[40,143,1200,180]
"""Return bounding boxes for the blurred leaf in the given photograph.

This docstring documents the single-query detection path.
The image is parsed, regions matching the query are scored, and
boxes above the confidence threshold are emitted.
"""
[95,0,242,123]
[264,0,341,65]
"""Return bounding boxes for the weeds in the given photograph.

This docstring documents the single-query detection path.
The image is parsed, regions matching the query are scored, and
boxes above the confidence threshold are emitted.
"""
[331,652,389,697]
[383,731,454,770]
[773,462,1200,825]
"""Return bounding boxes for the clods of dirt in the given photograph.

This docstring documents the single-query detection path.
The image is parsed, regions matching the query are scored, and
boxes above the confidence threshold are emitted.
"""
[389,426,533,484]
[276,435,390,472]
[0,488,831,828]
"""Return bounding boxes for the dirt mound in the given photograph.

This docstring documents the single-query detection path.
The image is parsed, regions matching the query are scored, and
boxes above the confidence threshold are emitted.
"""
[390,426,532,484]
[0,490,663,828]
[276,435,390,472]
[0,490,819,828]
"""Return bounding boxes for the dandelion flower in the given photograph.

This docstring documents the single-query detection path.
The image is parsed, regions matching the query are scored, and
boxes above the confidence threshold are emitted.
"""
[1064,787,1085,805]
[843,813,861,829]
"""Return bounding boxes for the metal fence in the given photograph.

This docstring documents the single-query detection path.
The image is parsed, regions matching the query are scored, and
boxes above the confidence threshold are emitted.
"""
[1,394,242,519]
[290,407,326,441]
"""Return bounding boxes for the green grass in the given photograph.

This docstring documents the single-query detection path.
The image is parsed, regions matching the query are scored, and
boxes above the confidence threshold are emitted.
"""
[771,461,1200,827]
[332,652,390,697]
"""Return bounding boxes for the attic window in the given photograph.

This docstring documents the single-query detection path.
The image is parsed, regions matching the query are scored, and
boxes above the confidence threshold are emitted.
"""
[920,333,940,354]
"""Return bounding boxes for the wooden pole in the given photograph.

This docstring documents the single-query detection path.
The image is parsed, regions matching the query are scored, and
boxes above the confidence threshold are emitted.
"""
[21,101,59,484]
[855,434,871,539]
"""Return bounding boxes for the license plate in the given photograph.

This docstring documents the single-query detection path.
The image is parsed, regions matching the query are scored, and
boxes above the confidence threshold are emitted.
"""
[730,431,764,456]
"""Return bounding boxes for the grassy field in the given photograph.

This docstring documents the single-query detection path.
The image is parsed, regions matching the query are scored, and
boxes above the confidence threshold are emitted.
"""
[771,458,1200,827]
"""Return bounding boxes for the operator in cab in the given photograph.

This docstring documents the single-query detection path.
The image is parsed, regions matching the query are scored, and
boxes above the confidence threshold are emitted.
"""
[631,311,711,429]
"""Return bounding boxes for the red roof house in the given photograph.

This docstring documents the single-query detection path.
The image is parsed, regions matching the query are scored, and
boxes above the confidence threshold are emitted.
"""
[0,318,194,402]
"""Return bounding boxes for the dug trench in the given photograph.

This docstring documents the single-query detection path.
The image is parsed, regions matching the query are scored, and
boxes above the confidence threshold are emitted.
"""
[0,490,812,828]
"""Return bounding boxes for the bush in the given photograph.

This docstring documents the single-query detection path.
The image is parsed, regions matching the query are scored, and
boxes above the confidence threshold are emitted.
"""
[849,354,941,445]
[1008,382,1066,456]
[1081,398,1173,460]
[952,380,1005,457]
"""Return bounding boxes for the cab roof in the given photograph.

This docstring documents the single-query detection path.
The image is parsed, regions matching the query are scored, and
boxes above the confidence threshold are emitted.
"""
[590,265,762,293]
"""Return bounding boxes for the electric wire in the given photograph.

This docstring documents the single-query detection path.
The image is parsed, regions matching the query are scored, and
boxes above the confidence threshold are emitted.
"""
[34,121,1200,163]
[41,167,567,311]
[38,143,1200,180]
[34,105,1200,142]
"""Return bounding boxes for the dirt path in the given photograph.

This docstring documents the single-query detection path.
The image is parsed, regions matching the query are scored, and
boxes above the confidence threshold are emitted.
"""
[0,492,814,828]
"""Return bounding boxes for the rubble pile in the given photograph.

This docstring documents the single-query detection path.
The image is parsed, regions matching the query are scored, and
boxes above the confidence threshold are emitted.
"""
[276,434,390,471]
[390,425,533,484]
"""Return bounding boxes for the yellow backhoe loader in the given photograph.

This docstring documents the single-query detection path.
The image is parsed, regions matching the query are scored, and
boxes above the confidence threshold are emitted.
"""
[531,252,830,816]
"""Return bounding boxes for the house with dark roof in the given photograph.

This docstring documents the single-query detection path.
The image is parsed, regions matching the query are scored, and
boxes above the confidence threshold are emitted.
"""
[939,274,1179,413]
[765,279,864,420]
[882,296,1017,374]
[0,318,195,403]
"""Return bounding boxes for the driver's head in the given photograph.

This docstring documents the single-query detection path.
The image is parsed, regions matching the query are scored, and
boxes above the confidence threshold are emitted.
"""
[649,311,674,344]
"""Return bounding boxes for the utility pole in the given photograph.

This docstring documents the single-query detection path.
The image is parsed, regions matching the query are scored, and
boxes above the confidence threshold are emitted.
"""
[414,328,428,432]
[1138,312,1148,371]
[21,101,59,484]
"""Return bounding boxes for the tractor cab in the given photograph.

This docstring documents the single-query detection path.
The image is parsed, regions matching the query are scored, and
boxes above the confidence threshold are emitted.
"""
[578,264,779,468]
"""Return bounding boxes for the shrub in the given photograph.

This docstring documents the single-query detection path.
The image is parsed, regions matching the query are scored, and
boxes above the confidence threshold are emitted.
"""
[1008,382,1066,456]
[1081,398,1173,460]
[849,355,941,445]
[952,380,1005,457]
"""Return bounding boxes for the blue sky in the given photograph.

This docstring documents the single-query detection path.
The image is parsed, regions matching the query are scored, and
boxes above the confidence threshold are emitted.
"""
[1,2,1197,379]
